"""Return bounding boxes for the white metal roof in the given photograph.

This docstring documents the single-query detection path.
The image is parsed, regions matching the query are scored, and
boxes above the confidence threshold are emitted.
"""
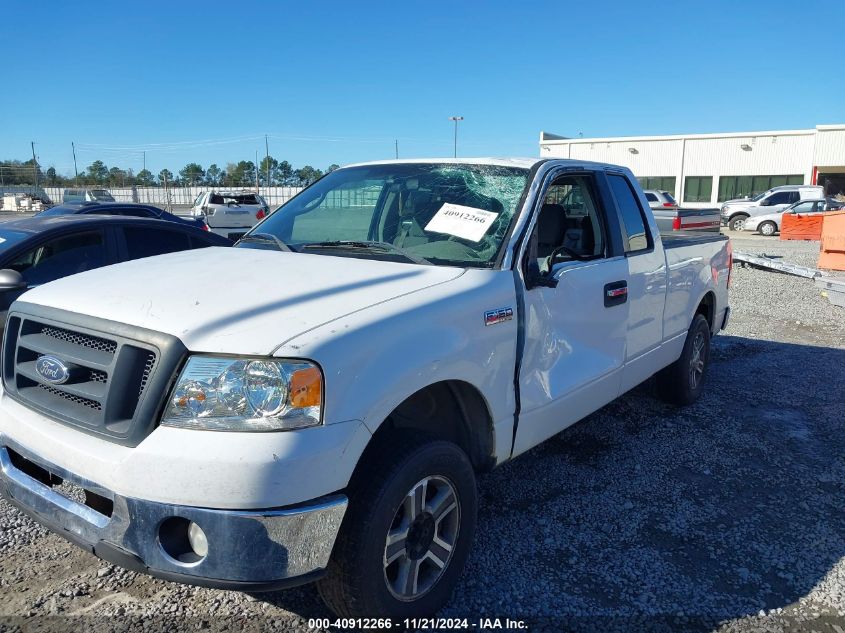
[539,124,845,146]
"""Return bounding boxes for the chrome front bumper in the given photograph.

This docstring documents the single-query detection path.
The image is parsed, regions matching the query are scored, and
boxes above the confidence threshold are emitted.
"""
[0,437,347,590]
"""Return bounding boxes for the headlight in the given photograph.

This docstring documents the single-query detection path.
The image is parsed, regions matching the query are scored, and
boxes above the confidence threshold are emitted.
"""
[161,356,322,431]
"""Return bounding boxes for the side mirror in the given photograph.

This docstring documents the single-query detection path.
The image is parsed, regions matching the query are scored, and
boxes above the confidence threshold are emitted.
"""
[0,269,27,292]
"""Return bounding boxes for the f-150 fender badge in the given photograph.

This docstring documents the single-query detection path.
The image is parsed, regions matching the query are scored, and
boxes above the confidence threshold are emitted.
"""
[484,307,514,326]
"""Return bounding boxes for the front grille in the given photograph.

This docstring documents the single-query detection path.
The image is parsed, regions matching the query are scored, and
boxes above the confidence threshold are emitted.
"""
[39,384,103,411]
[42,325,117,354]
[139,352,156,397]
[2,307,187,447]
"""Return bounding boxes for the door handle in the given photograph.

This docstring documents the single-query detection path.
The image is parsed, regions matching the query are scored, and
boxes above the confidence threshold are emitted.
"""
[604,281,628,307]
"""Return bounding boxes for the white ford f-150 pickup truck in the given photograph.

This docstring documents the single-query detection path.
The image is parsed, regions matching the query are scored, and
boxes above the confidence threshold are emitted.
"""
[0,158,730,618]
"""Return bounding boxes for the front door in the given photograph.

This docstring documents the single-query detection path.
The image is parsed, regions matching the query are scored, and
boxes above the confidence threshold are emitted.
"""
[514,171,629,456]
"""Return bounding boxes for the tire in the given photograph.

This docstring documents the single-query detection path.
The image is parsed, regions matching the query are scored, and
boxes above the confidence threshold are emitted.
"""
[758,221,777,236]
[656,313,711,406]
[728,215,748,232]
[317,432,478,619]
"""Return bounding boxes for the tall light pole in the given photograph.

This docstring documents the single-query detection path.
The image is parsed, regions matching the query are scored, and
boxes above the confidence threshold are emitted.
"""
[72,142,79,184]
[265,134,270,187]
[448,116,463,158]
[31,141,38,187]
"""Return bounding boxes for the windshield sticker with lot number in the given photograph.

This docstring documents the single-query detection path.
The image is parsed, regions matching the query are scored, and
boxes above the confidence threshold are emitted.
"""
[424,203,498,242]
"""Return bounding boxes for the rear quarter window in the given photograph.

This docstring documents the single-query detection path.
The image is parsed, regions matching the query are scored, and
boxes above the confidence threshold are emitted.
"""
[123,227,190,260]
[608,175,652,253]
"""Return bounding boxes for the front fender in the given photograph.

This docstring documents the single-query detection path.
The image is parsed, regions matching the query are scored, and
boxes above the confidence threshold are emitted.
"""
[276,269,519,464]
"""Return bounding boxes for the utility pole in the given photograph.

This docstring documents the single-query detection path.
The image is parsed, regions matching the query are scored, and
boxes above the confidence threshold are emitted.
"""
[255,150,259,192]
[395,139,399,159]
[143,151,146,173]
[265,134,270,187]
[72,142,79,184]
[448,116,463,158]
[162,170,170,212]
[31,141,38,187]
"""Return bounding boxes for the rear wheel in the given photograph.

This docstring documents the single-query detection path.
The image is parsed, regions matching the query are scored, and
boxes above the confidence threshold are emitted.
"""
[728,215,748,232]
[656,314,711,405]
[317,433,477,619]
[758,221,777,236]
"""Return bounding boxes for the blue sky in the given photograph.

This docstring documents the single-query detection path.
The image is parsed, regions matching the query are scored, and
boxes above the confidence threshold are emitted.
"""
[2,0,843,177]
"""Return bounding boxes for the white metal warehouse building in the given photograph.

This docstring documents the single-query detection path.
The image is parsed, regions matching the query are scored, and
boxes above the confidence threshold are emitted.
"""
[539,124,845,208]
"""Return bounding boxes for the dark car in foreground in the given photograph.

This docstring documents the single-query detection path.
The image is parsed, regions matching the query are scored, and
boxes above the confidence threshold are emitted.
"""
[38,202,209,231]
[0,215,231,329]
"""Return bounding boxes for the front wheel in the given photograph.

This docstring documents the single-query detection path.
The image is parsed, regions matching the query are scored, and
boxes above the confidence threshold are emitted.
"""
[758,221,777,236]
[728,215,748,232]
[656,313,711,405]
[317,434,478,619]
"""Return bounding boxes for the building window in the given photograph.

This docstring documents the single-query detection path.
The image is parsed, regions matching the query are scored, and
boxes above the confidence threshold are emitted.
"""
[637,176,676,196]
[684,176,713,203]
[717,175,803,202]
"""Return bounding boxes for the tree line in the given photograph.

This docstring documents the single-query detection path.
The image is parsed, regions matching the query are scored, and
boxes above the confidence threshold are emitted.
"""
[0,158,340,188]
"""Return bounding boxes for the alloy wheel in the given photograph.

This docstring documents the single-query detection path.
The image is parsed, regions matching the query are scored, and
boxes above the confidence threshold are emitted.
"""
[383,475,460,601]
[689,332,706,390]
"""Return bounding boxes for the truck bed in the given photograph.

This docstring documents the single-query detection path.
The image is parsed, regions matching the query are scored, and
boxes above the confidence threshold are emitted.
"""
[653,207,721,233]
[661,231,728,248]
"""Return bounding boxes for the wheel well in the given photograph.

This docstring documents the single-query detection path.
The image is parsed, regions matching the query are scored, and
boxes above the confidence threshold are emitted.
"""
[696,292,716,331]
[729,211,749,220]
[360,381,496,474]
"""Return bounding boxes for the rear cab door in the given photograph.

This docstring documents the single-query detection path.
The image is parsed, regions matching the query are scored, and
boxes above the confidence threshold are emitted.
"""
[605,172,669,393]
[513,165,631,454]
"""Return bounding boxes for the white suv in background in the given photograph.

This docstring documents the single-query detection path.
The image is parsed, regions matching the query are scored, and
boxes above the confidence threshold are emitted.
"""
[643,189,678,210]
[720,184,823,231]
[190,191,269,240]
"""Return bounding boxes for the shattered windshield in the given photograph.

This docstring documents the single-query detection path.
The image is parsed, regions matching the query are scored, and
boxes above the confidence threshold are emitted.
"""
[241,163,530,267]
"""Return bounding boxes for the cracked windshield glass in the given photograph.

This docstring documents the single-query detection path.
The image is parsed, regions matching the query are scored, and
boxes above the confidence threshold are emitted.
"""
[239,163,530,267]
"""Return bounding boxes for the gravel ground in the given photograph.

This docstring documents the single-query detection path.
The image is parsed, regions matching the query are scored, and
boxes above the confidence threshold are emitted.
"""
[1,233,844,632]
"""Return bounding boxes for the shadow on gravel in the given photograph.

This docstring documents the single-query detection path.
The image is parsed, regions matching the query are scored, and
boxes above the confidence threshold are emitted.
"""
[258,334,845,631]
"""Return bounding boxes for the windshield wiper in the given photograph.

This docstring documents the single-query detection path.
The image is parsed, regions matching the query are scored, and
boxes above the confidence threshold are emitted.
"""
[300,240,430,265]
[236,233,294,252]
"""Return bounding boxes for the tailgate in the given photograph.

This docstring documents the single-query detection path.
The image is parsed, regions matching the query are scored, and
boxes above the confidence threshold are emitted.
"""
[207,205,259,228]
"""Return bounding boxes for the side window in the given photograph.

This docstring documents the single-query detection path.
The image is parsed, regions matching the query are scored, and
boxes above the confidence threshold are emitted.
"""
[792,202,814,213]
[607,175,651,253]
[789,192,800,204]
[189,236,216,249]
[8,232,106,285]
[765,192,791,205]
[123,227,190,261]
[644,192,658,202]
[534,174,605,271]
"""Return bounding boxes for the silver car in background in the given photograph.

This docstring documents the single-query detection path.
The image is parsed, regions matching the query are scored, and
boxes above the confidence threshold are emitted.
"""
[720,184,824,231]
[743,199,836,236]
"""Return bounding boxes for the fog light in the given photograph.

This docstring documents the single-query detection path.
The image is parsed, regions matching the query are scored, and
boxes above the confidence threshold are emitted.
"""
[159,517,207,564]
[187,522,208,558]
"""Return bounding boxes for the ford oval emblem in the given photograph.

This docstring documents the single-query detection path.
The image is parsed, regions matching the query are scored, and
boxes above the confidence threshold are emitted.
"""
[35,355,71,385]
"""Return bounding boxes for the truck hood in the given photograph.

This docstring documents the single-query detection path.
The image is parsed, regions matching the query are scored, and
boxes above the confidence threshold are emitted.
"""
[18,247,465,355]
[722,199,753,209]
